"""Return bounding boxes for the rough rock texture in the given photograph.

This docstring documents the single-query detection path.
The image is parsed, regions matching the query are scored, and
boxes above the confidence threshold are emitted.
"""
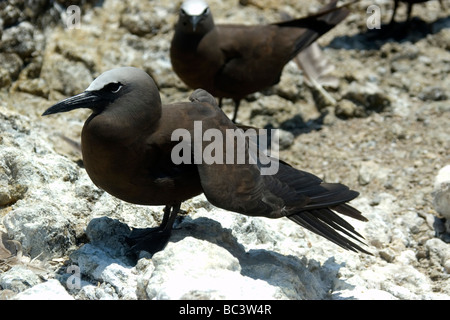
[0,0,449,300]
[433,165,450,242]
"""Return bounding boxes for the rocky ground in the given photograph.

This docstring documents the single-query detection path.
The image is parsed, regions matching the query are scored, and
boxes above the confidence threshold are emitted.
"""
[0,0,449,300]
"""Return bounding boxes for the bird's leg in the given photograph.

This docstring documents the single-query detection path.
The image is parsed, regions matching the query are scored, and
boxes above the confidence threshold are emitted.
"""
[159,204,176,231]
[126,204,181,254]
[231,99,240,123]
[406,2,413,23]
[126,205,171,239]
[218,97,223,108]
[389,0,399,25]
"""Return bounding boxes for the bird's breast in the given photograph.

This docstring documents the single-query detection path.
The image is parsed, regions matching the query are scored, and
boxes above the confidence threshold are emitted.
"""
[170,31,224,94]
[81,119,202,206]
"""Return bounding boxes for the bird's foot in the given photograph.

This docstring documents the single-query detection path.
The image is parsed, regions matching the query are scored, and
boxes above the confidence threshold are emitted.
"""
[125,204,181,256]
[125,227,172,255]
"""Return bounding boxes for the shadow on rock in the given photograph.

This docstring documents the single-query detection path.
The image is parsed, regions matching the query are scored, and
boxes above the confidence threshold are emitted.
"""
[61,215,351,299]
[170,215,348,299]
[58,217,134,282]
[329,16,450,51]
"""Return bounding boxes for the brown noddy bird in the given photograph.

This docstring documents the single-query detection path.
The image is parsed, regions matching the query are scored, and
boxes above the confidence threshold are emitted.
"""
[389,0,445,24]
[170,0,350,122]
[42,67,370,255]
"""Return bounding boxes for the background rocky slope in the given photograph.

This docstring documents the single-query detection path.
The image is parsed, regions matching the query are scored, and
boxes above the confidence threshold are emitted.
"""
[0,0,449,300]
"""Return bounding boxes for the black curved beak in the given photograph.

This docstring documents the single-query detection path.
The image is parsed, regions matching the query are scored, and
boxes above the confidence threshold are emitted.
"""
[42,91,102,116]
[190,15,202,32]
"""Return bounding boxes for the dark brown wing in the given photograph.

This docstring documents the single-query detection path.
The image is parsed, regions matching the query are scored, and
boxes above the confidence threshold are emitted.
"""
[213,0,349,96]
[189,90,369,253]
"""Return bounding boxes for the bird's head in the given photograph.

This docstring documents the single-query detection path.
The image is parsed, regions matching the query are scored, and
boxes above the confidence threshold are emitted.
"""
[42,67,161,120]
[177,0,214,34]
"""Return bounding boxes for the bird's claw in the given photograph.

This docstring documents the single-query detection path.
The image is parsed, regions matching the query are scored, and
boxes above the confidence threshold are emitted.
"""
[125,227,172,255]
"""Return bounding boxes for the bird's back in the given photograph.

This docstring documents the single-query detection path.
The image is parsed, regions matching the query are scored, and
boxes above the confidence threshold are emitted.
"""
[170,0,349,100]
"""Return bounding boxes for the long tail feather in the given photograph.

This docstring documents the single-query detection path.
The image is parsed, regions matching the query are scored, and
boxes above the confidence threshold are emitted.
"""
[288,207,371,254]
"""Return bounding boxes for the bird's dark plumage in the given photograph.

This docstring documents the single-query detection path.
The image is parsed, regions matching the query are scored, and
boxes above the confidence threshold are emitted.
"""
[170,0,350,122]
[42,67,369,255]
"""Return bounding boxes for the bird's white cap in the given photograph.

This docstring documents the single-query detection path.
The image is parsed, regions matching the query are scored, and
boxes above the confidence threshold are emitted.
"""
[181,0,209,16]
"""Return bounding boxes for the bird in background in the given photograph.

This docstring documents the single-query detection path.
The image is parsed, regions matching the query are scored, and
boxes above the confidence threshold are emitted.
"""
[389,0,446,25]
[170,0,351,122]
[42,67,370,256]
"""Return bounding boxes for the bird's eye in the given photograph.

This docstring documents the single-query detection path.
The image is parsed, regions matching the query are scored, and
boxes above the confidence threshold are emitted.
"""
[202,8,209,15]
[180,8,186,15]
[104,82,123,93]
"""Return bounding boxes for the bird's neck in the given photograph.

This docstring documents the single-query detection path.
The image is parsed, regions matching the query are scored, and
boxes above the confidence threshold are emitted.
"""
[83,106,159,144]
[174,17,214,39]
